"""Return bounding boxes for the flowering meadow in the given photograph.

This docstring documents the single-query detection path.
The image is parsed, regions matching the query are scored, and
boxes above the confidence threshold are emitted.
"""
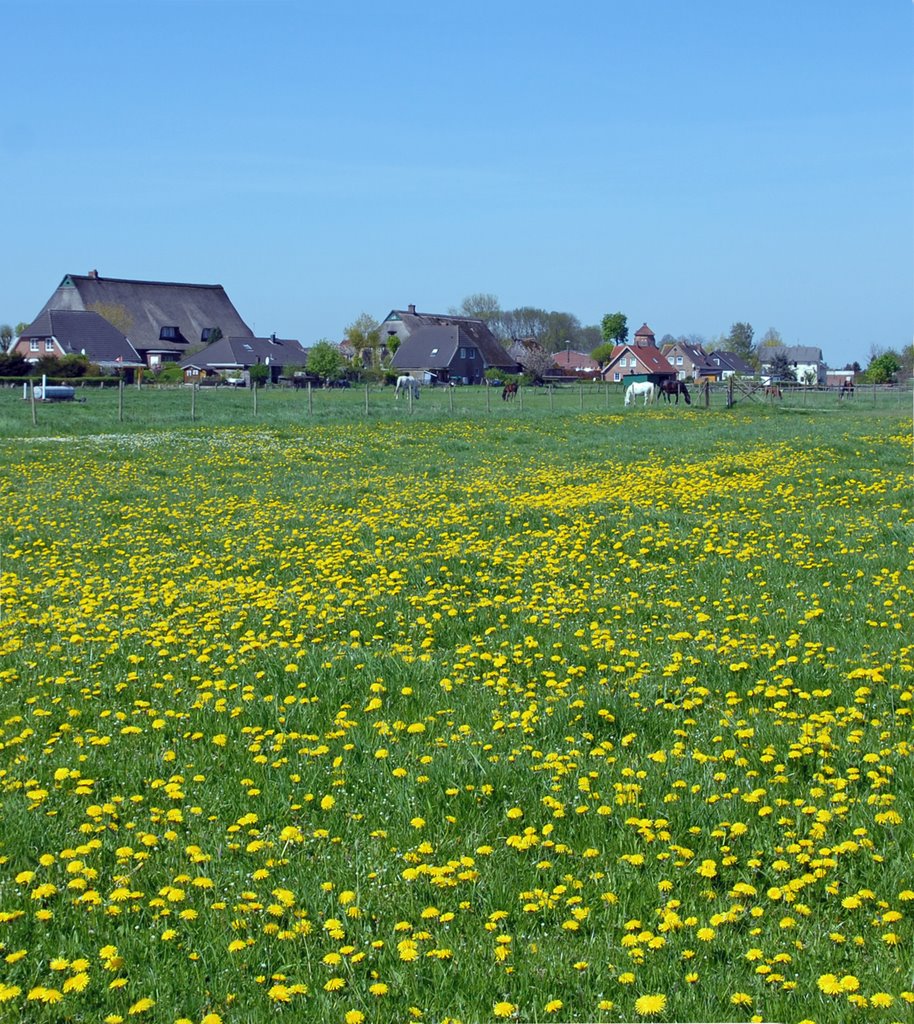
[0,398,912,1023]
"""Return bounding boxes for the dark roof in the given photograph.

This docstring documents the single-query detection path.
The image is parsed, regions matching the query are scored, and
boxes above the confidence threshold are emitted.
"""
[35,273,253,355]
[760,345,824,365]
[21,309,143,366]
[382,308,513,367]
[661,341,715,371]
[390,326,460,370]
[707,351,755,373]
[391,324,516,371]
[180,336,307,370]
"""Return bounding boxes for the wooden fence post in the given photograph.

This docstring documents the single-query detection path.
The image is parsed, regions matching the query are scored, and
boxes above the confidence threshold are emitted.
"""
[118,379,124,422]
[364,383,369,416]
[308,382,313,416]
[190,383,196,421]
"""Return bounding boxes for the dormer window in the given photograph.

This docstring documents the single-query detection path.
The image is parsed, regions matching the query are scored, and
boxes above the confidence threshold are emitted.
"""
[159,326,179,341]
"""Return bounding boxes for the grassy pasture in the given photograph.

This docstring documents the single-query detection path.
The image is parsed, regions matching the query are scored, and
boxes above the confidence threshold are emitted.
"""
[0,393,911,1024]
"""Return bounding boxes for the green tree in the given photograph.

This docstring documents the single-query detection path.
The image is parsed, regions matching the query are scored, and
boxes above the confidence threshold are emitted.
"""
[248,363,270,387]
[758,327,783,348]
[864,350,900,384]
[768,349,796,382]
[591,342,615,368]
[727,322,756,365]
[345,314,382,368]
[0,324,13,350]
[307,340,343,382]
[600,312,628,346]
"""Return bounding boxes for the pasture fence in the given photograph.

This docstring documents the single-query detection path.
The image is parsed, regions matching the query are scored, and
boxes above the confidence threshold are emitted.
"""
[1,375,911,435]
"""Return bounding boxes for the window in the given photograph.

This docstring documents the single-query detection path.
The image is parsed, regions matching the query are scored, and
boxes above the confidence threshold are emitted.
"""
[613,372,621,382]
[30,339,39,351]
[430,348,438,357]
[459,347,466,359]
[45,340,54,352]
[159,326,179,340]
[201,328,214,342]
[677,356,683,365]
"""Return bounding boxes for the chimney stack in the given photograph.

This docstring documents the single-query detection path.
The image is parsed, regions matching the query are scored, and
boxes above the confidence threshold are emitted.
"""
[407,303,416,315]
[88,269,99,279]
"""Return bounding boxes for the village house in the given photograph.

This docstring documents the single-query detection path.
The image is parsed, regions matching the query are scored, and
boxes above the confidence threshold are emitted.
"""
[384,304,518,384]
[180,335,308,385]
[552,349,601,378]
[12,309,144,374]
[659,339,715,381]
[601,323,675,384]
[705,351,756,379]
[759,345,826,384]
[30,271,255,370]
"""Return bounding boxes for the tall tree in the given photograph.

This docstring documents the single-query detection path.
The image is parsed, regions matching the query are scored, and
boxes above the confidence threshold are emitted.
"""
[727,322,756,364]
[449,293,501,322]
[0,324,13,351]
[539,311,582,353]
[345,313,382,367]
[758,327,782,348]
[600,312,628,346]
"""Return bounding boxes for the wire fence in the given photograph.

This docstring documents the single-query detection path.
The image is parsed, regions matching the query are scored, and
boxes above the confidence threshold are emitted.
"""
[1,376,911,434]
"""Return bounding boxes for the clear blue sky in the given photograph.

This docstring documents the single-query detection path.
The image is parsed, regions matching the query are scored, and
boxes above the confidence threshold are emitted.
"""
[3,0,911,368]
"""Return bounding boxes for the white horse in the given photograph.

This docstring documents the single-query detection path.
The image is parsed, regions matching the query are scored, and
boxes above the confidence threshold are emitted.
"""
[395,374,420,401]
[624,381,655,407]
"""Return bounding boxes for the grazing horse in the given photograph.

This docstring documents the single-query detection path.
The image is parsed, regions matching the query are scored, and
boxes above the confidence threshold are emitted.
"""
[624,381,656,407]
[501,382,518,401]
[395,374,420,400]
[658,380,691,405]
[839,379,855,399]
[764,384,783,400]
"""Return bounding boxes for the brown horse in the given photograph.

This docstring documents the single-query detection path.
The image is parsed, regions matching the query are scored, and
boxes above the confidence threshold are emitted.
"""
[658,380,691,405]
[501,382,518,401]
[764,385,783,400]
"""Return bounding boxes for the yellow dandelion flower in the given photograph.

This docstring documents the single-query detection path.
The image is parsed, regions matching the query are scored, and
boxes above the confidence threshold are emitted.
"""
[493,1002,516,1018]
[634,993,667,1016]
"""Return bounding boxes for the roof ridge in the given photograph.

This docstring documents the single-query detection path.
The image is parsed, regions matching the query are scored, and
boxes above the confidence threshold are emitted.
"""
[70,274,224,290]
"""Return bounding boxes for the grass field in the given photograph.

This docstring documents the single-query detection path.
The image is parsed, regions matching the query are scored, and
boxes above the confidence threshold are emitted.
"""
[0,391,911,1023]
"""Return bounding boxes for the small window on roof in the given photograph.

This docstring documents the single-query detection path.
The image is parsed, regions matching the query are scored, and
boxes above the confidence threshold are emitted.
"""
[242,344,253,351]
[160,326,179,340]
[430,347,438,356]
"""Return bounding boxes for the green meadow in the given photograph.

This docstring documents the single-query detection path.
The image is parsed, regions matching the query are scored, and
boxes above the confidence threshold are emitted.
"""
[0,386,911,1024]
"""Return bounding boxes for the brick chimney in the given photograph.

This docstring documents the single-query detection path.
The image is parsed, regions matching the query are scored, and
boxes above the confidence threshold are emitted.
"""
[407,303,416,315]
[88,269,99,279]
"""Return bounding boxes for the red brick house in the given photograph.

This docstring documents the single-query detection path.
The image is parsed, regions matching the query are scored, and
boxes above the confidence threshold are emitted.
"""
[601,323,675,383]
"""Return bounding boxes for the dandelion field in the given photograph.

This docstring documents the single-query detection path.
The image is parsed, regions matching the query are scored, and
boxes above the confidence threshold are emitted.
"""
[0,396,912,1024]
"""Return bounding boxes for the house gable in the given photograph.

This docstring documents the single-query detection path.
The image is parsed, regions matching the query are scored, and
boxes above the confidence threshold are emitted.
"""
[15,309,143,367]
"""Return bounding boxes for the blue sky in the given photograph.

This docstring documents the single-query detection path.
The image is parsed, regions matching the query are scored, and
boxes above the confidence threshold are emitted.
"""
[2,0,911,367]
